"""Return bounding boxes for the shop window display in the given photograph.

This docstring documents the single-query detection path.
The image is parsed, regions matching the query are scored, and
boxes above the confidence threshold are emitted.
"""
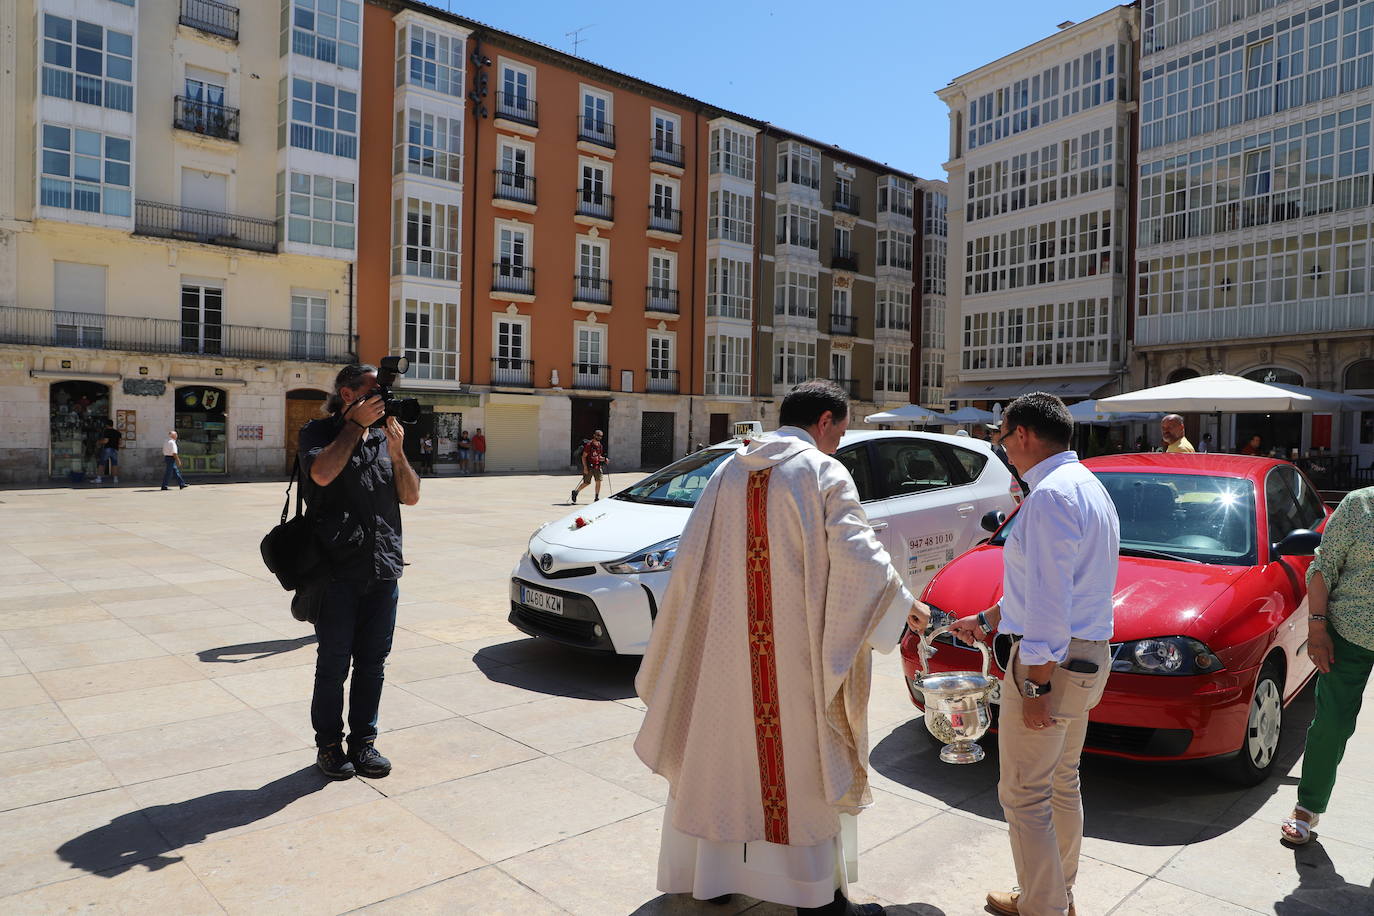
[175,385,228,474]
[50,381,110,479]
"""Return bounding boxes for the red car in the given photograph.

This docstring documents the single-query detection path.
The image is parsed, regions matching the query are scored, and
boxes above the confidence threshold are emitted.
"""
[900,453,1329,785]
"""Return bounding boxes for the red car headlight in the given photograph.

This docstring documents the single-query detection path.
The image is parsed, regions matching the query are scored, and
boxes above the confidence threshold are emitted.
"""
[1111,637,1224,675]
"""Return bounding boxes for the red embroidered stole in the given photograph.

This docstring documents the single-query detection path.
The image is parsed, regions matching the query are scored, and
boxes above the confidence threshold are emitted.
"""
[745,467,789,844]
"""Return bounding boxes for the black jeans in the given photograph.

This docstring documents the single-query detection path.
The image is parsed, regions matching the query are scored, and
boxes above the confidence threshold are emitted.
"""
[310,577,398,749]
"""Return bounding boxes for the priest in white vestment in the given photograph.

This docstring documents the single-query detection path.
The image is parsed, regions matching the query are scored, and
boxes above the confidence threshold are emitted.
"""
[635,379,928,916]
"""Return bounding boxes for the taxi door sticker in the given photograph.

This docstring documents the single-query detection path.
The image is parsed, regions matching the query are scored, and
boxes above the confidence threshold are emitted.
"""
[908,531,957,576]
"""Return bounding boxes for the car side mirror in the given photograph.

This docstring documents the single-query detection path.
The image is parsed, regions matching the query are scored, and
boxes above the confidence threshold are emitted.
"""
[1272,528,1321,557]
[981,509,1007,533]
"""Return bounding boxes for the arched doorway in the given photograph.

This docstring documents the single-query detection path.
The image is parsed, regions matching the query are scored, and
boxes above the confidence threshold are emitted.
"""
[1346,359,1374,470]
[49,381,110,480]
[285,389,327,473]
[1239,367,1304,457]
[175,385,228,474]
[1167,367,1201,383]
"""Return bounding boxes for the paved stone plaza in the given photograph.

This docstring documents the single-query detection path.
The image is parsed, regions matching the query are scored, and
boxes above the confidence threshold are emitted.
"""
[0,474,1371,914]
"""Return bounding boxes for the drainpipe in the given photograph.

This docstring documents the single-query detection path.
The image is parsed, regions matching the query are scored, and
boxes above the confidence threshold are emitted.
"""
[465,34,488,388]
[347,261,355,360]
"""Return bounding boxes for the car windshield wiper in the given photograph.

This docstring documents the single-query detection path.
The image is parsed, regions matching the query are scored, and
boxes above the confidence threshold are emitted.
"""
[1119,546,1203,564]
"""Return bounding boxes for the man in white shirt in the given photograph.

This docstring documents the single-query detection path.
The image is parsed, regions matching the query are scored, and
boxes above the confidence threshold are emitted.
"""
[951,392,1119,916]
[161,431,188,490]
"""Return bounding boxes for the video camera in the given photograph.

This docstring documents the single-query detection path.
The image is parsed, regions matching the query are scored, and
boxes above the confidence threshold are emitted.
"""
[368,355,422,427]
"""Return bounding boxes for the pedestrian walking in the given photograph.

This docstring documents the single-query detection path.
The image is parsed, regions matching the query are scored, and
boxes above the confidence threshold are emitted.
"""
[570,429,608,503]
[636,379,928,915]
[92,422,121,484]
[472,428,486,473]
[419,434,435,477]
[161,431,188,490]
[950,392,1120,916]
[456,429,472,475]
[297,363,421,781]
[1161,414,1196,453]
[1281,486,1374,845]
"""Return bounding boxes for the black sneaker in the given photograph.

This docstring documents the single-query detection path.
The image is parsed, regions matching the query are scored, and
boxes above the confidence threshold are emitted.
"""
[316,744,356,780]
[349,743,392,778]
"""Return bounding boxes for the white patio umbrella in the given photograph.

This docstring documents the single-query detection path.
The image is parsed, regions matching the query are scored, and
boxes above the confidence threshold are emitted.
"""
[864,404,949,424]
[1269,383,1374,412]
[1066,401,1161,424]
[943,406,998,424]
[1094,374,1343,413]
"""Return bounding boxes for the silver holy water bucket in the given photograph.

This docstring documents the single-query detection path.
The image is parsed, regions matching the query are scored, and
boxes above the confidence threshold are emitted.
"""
[911,625,997,764]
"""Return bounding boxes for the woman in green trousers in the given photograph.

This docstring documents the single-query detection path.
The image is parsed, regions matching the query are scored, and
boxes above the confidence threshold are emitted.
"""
[1281,487,1374,845]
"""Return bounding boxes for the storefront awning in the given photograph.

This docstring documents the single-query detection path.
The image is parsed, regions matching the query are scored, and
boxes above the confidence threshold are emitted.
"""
[947,376,1115,402]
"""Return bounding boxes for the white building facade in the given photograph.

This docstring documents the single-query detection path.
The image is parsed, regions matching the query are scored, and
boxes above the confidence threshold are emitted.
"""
[0,0,360,484]
[1135,0,1374,459]
[938,7,1138,410]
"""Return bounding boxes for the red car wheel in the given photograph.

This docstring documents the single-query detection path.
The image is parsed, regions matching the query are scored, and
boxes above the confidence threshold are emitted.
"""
[1221,662,1284,786]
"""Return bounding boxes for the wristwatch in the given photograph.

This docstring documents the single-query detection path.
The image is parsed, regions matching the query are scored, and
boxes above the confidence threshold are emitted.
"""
[1022,678,1052,699]
[975,611,993,635]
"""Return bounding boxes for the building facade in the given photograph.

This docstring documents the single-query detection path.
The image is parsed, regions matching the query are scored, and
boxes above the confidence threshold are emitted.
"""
[0,0,359,484]
[938,6,1138,411]
[1135,0,1374,459]
[917,177,950,406]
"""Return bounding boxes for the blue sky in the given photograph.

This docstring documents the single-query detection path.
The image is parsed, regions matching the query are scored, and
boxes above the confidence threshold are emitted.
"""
[439,0,1125,180]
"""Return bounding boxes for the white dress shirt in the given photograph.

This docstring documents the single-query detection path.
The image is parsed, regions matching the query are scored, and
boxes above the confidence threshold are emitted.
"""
[1000,450,1120,665]
[163,439,178,457]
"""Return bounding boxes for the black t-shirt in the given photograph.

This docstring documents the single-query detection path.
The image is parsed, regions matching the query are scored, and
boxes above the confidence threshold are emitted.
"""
[100,428,121,450]
[298,415,404,581]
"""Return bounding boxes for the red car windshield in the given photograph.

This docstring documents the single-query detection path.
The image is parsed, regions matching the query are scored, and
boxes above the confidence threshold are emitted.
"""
[992,472,1258,566]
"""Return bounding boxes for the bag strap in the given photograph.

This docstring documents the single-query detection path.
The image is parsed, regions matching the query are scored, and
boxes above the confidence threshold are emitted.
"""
[280,460,298,525]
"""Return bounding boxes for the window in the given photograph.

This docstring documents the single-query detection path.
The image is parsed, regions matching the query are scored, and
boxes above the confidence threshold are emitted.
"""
[578,238,607,283]
[873,439,950,495]
[878,230,914,269]
[498,63,536,121]
[394,299,459,380]
[877,286,912,330]
[878,176,914,216]
[581,88,612,143]
[40,125,131,216]
[41,15,134,112]
[277,172,355,250]
[652,112,681,160]
[706,333,751,396]
[708,189,753,243]
[707,257,752,319]
[834,226,852,257]
[710,126,755,180]
[950,446,988,481]
[290,293,327,359]
[834,175,854,210]
[576,325,606,371]
[832,286,851,317]
[395,109,462,181]
[650,252,675,292]
[580,161,609,200]
[830,350,850,381]
[776,203,819,249]
[287,0,361,69]
[181,282,223,355]
[777,143,820,189]
[398,24,463,96]
[875,349,911,394]
[774,270,818,319]
[498,224,529,268]
[282,77,358,159]
[651,177,678,217]
[775,339,816,386]
[499,141,531,180]
[53,262,106,347]
[648,334,675,387]
[494,317,527,362]
[392,198,460,279]
[834,445,875,502]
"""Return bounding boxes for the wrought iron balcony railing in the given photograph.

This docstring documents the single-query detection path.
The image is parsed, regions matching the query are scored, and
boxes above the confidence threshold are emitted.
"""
[492,262,535,295]
[495,92,538,127]
[180,0,238,41]
[490,356,533,386]
[648,205,681,233]
[493,169,536,205]
[578,118,615,149]
[576,189,614,221]
[651,138,684,167]
[173,96,239,141]
[573,363,611,390]
[646,286,679,314]
[830,314,858,336]
[833,192,861,215]
[831,248,859,272]
[832,377,861,399]
[0,305,353,363]
[134,201,276,253]
[647,368,679,393]
[573,274,612,305]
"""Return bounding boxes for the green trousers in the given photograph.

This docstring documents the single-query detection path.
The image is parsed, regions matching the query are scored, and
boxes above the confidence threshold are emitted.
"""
[1297,626,1374,814]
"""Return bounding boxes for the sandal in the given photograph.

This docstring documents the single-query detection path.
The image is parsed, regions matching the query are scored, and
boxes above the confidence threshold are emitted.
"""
[1280,807,1320,845]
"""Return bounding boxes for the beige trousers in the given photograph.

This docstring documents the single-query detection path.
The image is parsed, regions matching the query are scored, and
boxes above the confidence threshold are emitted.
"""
[997,638,1111,916]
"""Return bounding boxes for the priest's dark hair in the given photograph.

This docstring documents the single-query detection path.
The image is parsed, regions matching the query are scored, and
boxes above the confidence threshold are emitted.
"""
[779,379,849,428]
[1002,392,1073,448]
[326,363,378,414]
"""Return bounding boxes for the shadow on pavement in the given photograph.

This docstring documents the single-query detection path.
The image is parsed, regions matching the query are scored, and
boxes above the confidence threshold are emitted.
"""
[472,637,641,701]
[55,767,330,877]
[1274,840,1374,912]
[871,681,1317,848]
[197,635,317,664]
[628,893,947,914]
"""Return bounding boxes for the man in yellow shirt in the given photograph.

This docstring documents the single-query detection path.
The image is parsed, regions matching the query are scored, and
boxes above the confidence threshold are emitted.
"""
[1161,414,1196,453]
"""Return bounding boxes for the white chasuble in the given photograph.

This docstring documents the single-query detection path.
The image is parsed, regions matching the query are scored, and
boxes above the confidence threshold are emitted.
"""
[634,427,913,907]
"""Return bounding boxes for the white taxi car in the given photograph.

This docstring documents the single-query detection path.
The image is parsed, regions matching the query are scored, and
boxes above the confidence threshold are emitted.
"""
[509,430,1019,654]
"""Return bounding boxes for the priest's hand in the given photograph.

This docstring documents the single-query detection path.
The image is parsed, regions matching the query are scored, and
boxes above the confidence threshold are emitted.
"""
[906,600,930,635]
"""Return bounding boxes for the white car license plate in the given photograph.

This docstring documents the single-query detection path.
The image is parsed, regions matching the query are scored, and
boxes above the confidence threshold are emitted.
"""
[521,586,563,615]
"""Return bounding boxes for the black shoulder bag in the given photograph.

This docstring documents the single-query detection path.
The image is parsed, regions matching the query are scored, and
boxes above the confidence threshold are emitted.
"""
[260,460,325,592]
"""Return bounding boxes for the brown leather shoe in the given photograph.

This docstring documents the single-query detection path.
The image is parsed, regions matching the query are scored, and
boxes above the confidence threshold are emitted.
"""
[986,889,1076,916]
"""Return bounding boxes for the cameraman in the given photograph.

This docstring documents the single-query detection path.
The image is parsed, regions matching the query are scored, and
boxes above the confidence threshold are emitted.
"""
[298,363,420,781]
